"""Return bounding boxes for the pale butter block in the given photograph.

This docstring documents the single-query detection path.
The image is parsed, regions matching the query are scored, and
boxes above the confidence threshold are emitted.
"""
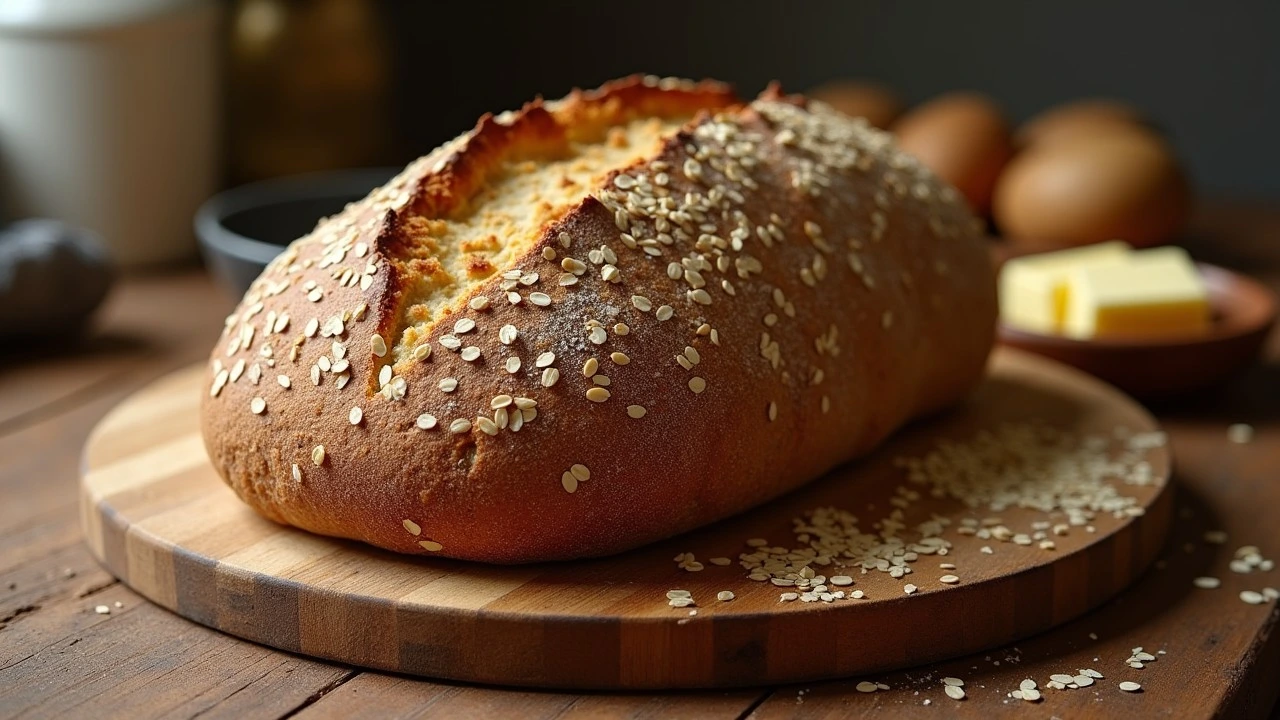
[999,241,1132,333]
[1063,246,1210,339]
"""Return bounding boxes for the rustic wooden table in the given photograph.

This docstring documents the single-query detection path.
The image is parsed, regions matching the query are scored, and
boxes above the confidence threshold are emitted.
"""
[2,203,1278,719]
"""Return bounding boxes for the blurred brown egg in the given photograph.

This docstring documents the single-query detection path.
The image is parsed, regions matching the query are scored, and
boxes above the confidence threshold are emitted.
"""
[808,80,903,129]
[1016,99,1151,148]
[892,92,1012,215]
[993,128,1189,249]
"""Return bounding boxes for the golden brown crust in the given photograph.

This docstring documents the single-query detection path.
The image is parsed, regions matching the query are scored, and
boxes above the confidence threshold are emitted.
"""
[200,75,996,563]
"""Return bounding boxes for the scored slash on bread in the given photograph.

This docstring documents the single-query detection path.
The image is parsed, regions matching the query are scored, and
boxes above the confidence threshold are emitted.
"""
[201,75,996,563]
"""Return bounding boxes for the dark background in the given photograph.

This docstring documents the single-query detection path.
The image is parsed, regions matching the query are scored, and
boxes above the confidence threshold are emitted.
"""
[376,0,1280,199]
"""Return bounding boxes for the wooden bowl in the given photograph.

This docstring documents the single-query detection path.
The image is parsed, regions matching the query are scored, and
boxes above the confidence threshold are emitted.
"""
[997,263,1277,398]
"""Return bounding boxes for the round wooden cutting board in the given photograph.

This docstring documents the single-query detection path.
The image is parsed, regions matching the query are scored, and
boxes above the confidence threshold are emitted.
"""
[80,348,1171,690]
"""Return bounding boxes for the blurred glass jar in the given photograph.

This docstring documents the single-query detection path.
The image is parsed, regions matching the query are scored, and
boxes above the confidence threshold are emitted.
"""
[228,0,390,183]
[0,0,220,268]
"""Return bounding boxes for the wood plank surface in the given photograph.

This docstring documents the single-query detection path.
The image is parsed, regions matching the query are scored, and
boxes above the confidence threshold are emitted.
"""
[290,673,768,720]
[80,348,1173,690]
[0,274,364,719]
[2,198,1279,719]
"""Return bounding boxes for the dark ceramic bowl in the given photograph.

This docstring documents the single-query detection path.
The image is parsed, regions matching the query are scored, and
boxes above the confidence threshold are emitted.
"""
[998,263,1277,399]
[195,168,397,297]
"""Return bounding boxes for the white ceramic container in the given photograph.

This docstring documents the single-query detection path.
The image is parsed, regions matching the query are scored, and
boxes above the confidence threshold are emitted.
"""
[0,0,220,267]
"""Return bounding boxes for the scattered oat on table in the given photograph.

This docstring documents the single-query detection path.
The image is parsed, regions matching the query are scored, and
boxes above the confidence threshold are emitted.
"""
[666,589,695,608]
[674,552,704,572]
[1228,545,1274,574]
[1227,423,1254,444]
[1125,647,1157,669]
[1240,590,1267,605]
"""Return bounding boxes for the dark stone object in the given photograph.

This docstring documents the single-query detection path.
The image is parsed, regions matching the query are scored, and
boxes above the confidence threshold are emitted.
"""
[0,219,113,337]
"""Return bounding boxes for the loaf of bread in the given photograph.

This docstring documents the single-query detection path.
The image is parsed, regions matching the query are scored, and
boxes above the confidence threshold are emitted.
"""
[201,76,997,563]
